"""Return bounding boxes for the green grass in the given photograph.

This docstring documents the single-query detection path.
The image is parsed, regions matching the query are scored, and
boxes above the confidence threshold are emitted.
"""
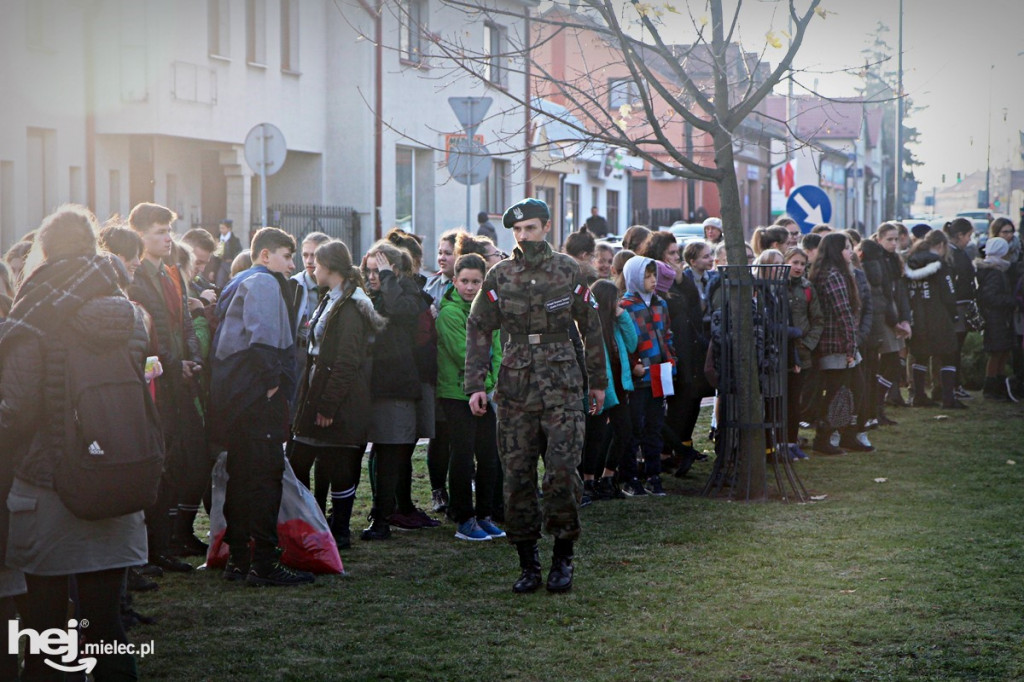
[134,397,1024,681]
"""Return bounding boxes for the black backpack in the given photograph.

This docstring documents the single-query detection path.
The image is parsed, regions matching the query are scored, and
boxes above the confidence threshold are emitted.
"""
[54,335,165,521]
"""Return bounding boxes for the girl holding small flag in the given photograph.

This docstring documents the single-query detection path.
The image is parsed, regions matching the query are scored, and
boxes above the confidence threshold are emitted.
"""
[619,256,675,496]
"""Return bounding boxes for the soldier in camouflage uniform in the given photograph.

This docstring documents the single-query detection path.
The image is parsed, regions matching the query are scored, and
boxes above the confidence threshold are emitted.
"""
[465,198,607,594]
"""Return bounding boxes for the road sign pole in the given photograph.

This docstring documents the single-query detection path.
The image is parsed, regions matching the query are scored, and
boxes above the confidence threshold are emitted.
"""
[260,125,268,228]
[465,100,474,232]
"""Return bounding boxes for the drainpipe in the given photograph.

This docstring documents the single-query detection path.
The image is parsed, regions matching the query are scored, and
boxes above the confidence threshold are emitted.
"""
[84,7,96,209]
[357,0,383,239]
[523,7,532,199]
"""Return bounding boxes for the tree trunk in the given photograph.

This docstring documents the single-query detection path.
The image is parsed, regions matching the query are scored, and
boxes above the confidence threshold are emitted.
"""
[714,129,767,500]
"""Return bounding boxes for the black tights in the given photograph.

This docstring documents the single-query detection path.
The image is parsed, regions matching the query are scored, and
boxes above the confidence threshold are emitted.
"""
[289,441,363,508]
[14,569,131,682]
[372,443,416,519]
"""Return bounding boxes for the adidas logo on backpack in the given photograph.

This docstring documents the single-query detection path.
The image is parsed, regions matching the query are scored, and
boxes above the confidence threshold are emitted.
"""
[87,441,105,456]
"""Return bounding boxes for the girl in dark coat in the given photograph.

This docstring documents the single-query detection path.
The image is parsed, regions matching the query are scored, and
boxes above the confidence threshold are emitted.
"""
[943,218,979,397]
[783,247,823,458]
[904,230,963,409]
[809,233,861,455]
[290,241,385,548]
[975,236,1017,400]
[360,241,432,540]
[0,206,148,679]
[871,223,913,408]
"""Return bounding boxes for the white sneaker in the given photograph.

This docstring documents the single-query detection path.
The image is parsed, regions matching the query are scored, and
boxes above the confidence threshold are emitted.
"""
[855,432,873,449]
[829,431,840,448]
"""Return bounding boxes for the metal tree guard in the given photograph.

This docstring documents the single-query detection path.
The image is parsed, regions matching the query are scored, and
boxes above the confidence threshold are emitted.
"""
[703,264,808,502]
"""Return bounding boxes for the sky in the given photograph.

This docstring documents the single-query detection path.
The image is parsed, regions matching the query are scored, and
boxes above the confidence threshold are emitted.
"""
[623,0,1024,191]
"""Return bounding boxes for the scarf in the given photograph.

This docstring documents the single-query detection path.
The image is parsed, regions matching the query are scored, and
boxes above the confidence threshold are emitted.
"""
[514,240,553,267]
[0,255,122,352]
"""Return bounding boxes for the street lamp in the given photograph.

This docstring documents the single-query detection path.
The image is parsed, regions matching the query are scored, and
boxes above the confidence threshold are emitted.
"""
[985,64,995,211]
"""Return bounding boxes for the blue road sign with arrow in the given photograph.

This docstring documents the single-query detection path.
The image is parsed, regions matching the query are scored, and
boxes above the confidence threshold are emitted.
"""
[786,185,832,233]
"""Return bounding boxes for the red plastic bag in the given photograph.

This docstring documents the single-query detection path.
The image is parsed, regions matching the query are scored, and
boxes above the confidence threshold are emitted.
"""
[204,451,344,574]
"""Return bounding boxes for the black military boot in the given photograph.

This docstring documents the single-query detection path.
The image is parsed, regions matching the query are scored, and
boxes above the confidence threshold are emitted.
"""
[512,541,542,594]
[546,538,574,593]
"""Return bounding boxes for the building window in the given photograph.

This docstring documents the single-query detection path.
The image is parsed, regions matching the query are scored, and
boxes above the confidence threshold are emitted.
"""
[208,0,230,58]
[26,129,55,230]
[482,159,509,215]
[246,0,266,66]
[69,167,83,205]
[399,0,426,65]
[281,0,300,73]
[608,77,642,109]
[109,170,121,218]
[483,22,506,87]
[396,147,414,230]
[167,174,178,216]
[565,184,580,232]
[606,189,620,233]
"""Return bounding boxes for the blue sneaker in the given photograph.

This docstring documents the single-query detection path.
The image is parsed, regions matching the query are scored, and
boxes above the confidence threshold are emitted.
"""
[455,518,492,542]
[788,444,809,460]
[477,517,506,539]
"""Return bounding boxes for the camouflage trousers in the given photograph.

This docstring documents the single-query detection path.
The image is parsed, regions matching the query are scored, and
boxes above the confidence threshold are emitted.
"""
[496,403,584,543]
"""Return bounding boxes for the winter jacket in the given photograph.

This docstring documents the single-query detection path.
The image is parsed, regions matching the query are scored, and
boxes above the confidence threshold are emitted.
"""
[210,265,298,441]
[0,256,146,489]
[423,272,451,309]
[665,275,707,384]
[128,259,201,399]
[813,266,859,358]
[436,286,500,401]
[881,249,912,325]
[948,243,977,304]
[976,259,1016,352]
[600,309,639,411]
[853,268,874,350]
[620,256,675,386]
[369,271,427,401]
[292,283,386,446]
[904,251,958,357]
[787,275,824,369]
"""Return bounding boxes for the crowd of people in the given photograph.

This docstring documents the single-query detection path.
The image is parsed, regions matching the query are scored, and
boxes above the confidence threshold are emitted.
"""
[1,199,1022,677]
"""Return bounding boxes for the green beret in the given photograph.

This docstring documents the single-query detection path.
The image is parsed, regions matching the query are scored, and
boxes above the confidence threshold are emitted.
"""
[502,198,550,228]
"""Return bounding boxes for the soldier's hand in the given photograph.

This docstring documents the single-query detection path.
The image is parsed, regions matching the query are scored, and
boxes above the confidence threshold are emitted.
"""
[469,391,489,416]
[588,389,604,415]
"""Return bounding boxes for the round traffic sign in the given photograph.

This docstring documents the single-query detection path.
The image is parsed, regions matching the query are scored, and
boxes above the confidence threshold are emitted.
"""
[244,123,287,176]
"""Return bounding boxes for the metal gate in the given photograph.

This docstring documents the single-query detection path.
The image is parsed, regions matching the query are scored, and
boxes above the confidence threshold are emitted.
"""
[703,264,806,502]
[253,204,361,258]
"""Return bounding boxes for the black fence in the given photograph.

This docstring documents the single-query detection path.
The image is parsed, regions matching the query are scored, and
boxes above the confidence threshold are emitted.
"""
[631,207,684,230]
[703,264,806,502]
[251,205,361,258]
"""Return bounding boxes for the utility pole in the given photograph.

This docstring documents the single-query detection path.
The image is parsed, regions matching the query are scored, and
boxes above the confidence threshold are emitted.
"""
[986,65,995,211]
[894,0,904,219]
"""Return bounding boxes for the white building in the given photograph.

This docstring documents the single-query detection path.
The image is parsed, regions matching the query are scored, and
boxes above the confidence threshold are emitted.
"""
[0,0,534,267]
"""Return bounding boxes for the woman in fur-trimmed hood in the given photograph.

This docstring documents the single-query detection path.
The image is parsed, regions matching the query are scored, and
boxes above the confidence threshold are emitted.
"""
[974,236,1017,400]
[904,230,961,408]
[290,240,386,548]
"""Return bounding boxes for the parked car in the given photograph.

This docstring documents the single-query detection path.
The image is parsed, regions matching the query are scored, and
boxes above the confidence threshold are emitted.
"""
[955,210,1010,234]
[665,222,706,246]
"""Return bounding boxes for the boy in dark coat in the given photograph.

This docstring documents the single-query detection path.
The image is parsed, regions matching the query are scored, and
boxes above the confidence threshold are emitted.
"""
[211,227,312,586]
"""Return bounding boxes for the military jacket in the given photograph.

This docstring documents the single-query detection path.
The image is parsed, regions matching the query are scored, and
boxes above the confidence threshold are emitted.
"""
[465,241,607,411]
